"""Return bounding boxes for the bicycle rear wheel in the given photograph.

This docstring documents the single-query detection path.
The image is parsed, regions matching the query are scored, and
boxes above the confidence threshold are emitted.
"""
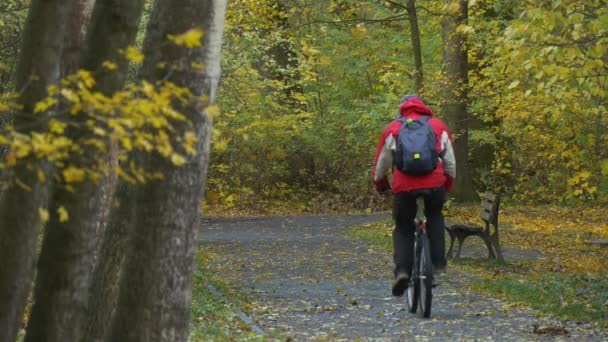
[418,234,433,318]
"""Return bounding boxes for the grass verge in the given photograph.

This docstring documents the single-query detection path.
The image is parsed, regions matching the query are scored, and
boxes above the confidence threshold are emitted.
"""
[349,216,608,327]
[190,249,266,341]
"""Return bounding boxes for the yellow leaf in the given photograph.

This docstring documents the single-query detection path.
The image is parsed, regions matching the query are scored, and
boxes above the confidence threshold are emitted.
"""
[5,151,16,166]
[446,2,460,14]
[507,80,520,89]
[57,206,69,222]
[34,98,58,113]
[77,70,96,88]
[39,208,49,222]
[171,153,186,166]
[49,119,67,134]
[123,47,144,64]
[351,25,367,39]
[206,105,220,118]
[191,62,205,71]
[115,166,137,184]
[102,61,118,70]
[37,169,46,182]
[63,166,86,183]
[168,28,204,48]
[120,137,133,151]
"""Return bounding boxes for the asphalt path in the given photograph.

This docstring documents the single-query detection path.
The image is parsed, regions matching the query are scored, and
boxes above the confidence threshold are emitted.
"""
[200,214,607,341]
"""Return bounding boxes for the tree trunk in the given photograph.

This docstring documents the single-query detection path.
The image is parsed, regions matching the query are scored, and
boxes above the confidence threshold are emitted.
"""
[24,1,145,341]
[440,0,476,201]
[0,1,72,341]
[407,0,423,93]
[61,0,95,77]
[82,179,134,342]
[109,0,227,340]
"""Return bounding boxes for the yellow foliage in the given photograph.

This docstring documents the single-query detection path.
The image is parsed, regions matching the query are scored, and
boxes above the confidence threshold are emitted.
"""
[168,28,204,48]
[171,153,186,166]
[57,206,69,223]
[206,104,220,118]
[38,208,49,222]
[123,46,144,64]
[63,166,86,183]
[102,61,118,70]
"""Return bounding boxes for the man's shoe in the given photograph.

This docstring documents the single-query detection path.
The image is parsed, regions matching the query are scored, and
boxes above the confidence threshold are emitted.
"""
[392,272,409,296]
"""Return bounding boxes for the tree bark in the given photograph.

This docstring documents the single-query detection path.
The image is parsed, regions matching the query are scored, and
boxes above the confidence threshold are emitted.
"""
[61,0,95,77]
[0,1,72,341]
[24,1,145,341]
[109,0,227,340]
[440,0,476,201]
[82,178,134,342]
[406,0,423,93]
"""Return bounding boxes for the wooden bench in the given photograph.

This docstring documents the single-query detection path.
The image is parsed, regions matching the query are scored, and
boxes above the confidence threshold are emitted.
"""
[446,191,505,264]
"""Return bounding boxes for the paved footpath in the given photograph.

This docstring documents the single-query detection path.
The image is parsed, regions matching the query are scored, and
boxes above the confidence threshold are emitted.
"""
[200,214,607,341]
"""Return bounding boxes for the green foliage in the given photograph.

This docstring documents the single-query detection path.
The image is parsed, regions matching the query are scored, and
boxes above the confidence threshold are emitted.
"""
[0,1,27,92]
[210,0,440,208]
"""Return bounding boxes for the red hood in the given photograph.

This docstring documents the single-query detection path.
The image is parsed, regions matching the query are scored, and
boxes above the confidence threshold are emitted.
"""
[399,98,433,117]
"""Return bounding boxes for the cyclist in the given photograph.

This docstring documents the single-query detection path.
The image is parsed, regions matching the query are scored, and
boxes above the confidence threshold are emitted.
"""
[371,94,456,296]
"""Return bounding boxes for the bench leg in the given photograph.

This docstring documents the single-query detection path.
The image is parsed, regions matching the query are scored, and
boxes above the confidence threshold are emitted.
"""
[482,235,496,259]
[491,233,505,264]
[446,230,455,259]
[455,235,466,260]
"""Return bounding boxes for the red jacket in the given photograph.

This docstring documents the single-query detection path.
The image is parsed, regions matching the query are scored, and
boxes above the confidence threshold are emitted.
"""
[372,98,456,193]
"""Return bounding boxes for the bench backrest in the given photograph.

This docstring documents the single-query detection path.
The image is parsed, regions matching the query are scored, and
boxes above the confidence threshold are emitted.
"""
[479,191,500,227]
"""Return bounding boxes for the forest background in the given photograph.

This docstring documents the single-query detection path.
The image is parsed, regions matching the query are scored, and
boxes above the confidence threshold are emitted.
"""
[1,0,607,211]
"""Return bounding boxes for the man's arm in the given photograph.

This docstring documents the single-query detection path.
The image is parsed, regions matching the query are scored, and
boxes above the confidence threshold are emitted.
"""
[440,129,456,192]
[372,129,396,192]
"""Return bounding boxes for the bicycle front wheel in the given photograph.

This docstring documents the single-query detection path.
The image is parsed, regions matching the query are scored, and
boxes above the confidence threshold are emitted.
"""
[418,234,433,318]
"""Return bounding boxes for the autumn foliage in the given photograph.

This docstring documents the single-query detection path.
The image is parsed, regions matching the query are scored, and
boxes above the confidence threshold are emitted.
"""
[201,0,608,209]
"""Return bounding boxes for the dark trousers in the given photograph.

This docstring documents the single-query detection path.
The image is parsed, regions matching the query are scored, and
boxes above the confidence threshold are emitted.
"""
[392,187,447,277]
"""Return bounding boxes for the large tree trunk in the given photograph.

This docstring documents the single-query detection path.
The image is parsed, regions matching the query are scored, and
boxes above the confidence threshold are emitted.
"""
[109,0,227,340]
[82,179,134,341]
[61,0,95,77]
[23,1,145,341]
[406,0,423,93]
[0,1,72,341]
[440,0,476,201]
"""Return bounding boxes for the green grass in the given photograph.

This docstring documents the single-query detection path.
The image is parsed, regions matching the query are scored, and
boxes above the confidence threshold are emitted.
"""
[349,219,608,327]
[468,264,608,325]
[190,250,266,341]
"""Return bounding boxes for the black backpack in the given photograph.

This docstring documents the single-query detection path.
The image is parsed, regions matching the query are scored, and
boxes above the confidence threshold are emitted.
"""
[394,116,438,175]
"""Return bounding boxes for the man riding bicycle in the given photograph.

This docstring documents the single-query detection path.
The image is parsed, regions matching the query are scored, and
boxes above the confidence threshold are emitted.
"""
[371,94,456,296]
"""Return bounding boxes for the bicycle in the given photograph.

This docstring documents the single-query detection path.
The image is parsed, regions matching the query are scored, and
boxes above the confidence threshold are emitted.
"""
[405,195,434,318]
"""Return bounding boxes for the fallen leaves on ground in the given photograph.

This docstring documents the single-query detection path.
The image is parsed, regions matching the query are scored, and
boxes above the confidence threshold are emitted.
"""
[446,204,607,273]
